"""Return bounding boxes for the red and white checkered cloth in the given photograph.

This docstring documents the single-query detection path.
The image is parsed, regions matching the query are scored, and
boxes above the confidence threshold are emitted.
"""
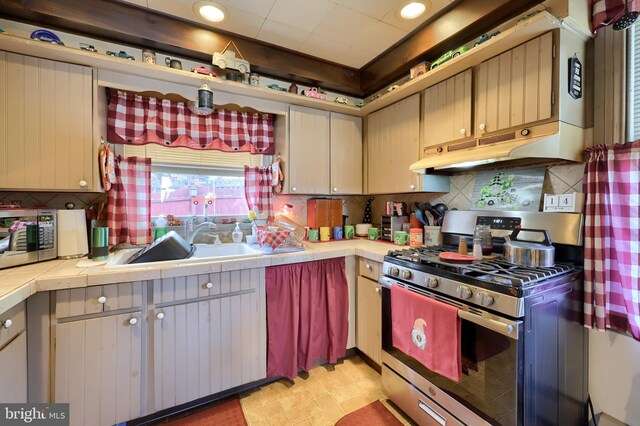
[244,165,273,218]
[592,0,640,31]
[107,90,275,154]
[583,141,640,340]
[107,156,152,245]
[257,229,290,250]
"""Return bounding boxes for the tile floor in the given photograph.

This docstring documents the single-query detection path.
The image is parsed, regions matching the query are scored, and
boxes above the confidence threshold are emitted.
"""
[239,356,414,426]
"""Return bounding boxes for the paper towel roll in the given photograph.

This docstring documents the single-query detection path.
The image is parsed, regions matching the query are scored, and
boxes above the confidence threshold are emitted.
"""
[57,209,89,259]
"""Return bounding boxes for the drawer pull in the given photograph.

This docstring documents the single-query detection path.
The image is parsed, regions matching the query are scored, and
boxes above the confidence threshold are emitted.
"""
[97,296,107,304]
[128,318,138,325]
[366,263,372,270]
[79,180,87,187]
[205,282,213,289]
[418,400,446,425]
[2,319,12,329]
[375,287,381,294]
[157,312,165,320]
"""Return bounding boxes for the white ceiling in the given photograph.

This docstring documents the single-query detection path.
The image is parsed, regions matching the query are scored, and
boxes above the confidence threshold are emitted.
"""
[119,0,454,68]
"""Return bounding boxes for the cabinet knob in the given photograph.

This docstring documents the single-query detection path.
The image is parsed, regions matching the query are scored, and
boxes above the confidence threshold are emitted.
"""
[128,318,138,325]
[156,312,165,320]
[366,263,372,270]
[375,287,381,294]
[79,180,87,187]
[292,186,297,192]
[459,128,466,135]
[2,319,12,329]
[410,184,416,190]
[98,296,107,304]
[205,282,213,289]
[479,123,486,131]
[333,187,338,192]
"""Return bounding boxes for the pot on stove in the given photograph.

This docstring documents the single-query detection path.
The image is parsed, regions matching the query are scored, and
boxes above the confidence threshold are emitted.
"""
[503,228,555,267]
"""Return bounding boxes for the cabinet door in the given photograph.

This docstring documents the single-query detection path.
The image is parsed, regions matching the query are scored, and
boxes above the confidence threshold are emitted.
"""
[423,69,473,148]
[0,332,27,403]
[356,275,381,365]
[54,313,142,426]
[476,32,553,136]
[367,94,420,194]
[0,51,94,191]
[330,113,362,194]
[151,269,266,412]
[288,105,330,194]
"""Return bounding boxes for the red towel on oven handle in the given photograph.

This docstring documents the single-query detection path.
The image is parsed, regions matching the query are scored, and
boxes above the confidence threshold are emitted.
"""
[391,284,462,382]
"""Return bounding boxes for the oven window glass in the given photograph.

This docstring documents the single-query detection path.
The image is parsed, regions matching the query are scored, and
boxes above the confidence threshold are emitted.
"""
[385,313,520,425]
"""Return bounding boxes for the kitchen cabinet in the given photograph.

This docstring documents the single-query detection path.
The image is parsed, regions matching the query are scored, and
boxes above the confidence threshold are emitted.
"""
[367,94,420,194]
[0,302,27,403]
[286,106,362,195]
[475,32,553,136]
[54,312,143,426]
[356,259,382,365]
[149,269,266,412]
[422,69,473,149]
[0,51,94,191]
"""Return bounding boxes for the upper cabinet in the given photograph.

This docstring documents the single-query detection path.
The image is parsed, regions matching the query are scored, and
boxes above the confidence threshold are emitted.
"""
[422,69,473,149]
[475,32,553,136]
[285,105,362,195]
[0,51,95,191]
[367,94,420,194]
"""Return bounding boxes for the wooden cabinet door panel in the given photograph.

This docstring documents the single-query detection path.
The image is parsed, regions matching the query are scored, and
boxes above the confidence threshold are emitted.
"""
[289,105,330,194]
[330,113,362,194]
[356,275,381,365]
[54,313,142,426]
[0,52,93,191]
[0,332,27,403]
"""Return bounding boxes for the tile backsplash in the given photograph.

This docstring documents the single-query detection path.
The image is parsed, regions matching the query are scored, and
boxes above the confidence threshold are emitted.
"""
[0,192,106,209]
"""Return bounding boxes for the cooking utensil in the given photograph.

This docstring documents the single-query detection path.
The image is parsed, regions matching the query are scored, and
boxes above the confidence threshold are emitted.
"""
[613,0,639,30]
[424,203,440,225]
[413,208,427,226]
[503,228,555,267]
[433,203,449,223]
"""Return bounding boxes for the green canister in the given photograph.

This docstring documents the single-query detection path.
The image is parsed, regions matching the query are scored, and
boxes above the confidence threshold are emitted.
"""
[92,226,109,261]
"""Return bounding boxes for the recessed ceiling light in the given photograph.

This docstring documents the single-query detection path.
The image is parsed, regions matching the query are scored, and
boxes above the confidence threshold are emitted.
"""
[400,1,427,20]
[193,1,226,23]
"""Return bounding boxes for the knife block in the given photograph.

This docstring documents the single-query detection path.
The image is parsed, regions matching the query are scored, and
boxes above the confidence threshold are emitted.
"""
[307,199,342,230]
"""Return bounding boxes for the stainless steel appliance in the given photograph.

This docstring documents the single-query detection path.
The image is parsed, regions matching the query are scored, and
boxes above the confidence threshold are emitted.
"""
[379,210,587,425]
[0,209,57,269]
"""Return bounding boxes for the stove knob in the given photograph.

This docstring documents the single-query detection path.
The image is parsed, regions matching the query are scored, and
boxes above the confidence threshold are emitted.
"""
[425,277,439,288]
[390,267,400,277]
[456,286,472,300]
[475,292,495,306]
[401,269,412,280]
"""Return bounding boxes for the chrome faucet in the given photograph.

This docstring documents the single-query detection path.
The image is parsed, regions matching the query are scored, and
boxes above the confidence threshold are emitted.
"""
[187,222,217,244]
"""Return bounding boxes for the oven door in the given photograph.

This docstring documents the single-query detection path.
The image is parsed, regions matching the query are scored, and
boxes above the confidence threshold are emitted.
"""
[380,276,524,426]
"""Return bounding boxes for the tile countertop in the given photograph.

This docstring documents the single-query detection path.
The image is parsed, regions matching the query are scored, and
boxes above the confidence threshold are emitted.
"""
[0,239,394,315]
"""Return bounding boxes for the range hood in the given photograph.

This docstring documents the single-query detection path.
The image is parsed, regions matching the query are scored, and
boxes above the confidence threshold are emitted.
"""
[411,121,586,172]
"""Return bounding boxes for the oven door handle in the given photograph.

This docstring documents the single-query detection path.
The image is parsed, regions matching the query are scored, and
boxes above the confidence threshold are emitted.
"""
[457,310,518,339]
[418,400,447,425]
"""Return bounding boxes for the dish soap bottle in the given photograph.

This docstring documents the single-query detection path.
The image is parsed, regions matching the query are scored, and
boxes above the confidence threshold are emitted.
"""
[154,215,167,240]
[232,223,243,243]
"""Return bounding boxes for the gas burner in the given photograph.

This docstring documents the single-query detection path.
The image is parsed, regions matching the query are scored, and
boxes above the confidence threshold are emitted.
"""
[460,261,575,287]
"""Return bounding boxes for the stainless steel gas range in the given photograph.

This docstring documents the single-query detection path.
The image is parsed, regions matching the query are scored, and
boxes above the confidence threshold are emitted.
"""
[379,211,587,426]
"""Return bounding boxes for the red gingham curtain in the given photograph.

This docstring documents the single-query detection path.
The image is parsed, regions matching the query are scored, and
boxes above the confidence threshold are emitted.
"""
[107,90,275,154]
[583,141,640,340]
[244,166,273,218]
[107,156,152,245]
[592,0,640,31]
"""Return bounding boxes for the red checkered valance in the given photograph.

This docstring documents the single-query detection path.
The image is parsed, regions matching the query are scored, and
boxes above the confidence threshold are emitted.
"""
[106,89,275,154]
[592,0,640,31]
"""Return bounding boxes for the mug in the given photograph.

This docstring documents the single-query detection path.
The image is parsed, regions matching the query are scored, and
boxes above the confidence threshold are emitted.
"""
[320,227,331,242]
[333,226,343,240]
[367,227,380,240]
[249,73,260,86]
[308,229,319,242]
[424,226,443,246]
[165,57,182,69]
[142,49,156,64]
[344,225,355,239]
[394,231,409,245]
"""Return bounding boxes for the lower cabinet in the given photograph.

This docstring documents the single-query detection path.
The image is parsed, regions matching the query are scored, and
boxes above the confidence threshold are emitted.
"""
[150,268,266,412]
[0,302,27,403]
[356,260,382,365]
[54,311,143,426]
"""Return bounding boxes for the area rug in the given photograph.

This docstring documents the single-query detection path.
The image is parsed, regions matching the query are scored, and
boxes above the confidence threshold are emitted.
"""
[166,398,247,426]
[335,400,404,426]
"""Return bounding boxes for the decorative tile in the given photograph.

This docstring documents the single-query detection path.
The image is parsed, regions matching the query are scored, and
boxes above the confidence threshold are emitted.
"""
[450,173,475,191]
[447,193,471,211]
[548,164,585,188]
[545,172,571,195]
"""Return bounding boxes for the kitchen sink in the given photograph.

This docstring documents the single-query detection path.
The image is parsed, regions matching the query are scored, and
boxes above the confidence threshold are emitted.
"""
[104,243,263,268]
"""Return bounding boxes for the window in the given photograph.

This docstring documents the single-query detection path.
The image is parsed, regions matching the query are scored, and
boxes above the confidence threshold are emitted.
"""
[123,144,264,218]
